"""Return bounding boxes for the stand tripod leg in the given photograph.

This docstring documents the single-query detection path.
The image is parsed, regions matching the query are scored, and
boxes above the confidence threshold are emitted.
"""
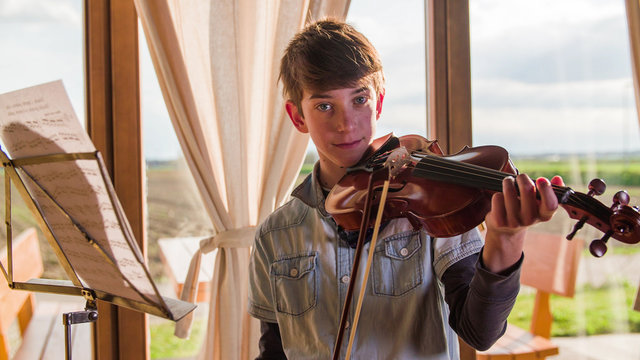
[64,316,72,360]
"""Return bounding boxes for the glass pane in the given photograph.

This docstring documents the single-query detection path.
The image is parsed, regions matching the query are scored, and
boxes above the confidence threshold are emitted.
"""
[139,24,211,357]
[470,0,640,343]
[0,0,84,281]
[347,0,427,138]
[471,0,640,237]
[0,0,85,124]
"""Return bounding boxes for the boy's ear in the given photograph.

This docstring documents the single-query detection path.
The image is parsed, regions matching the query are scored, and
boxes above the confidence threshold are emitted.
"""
[286,100,308,133]
[376,89,385,120]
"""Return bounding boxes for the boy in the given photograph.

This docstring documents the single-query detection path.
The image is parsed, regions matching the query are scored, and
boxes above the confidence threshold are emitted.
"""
[248,19,562,359]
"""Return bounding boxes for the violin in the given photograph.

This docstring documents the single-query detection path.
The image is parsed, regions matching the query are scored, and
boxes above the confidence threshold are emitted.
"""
[326,133,640,360]
[325,133,640,255]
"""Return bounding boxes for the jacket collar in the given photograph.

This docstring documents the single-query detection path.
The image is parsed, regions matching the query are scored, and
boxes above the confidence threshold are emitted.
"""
[291,162,330,216]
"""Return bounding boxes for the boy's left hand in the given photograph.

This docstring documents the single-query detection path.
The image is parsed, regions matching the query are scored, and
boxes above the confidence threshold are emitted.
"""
[482,174,564,273]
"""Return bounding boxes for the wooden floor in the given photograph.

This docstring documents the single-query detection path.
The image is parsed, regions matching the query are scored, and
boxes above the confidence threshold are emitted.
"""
[16,294,639,360]
[552,334,640,360]
[13,297,93,360]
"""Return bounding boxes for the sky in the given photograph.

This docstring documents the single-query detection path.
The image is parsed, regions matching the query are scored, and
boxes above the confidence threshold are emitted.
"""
[1,0,639,159]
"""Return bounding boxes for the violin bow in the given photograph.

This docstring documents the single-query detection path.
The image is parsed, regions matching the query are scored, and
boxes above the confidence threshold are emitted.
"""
[331,166,391,360]
[345,172,391,359]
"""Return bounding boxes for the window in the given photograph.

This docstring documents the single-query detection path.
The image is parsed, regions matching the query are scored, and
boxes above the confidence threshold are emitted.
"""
[347,0,427,138]
[0,0,84,280]
[470,0,640,338]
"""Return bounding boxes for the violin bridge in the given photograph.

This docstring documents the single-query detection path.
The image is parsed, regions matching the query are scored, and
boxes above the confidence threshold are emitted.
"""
[384,147,412,178]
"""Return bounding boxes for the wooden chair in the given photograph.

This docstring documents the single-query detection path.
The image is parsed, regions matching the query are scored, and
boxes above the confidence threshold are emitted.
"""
[474,231,584,360]
[0,228,92,359]
[634,282,639,312]
[0,228,43,360]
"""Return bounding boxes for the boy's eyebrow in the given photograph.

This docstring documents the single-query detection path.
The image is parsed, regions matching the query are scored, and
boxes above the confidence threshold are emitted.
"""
[307,87,370,100]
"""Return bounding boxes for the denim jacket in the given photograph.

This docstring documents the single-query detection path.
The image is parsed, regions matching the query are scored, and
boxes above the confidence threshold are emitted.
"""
[249,165,508,359]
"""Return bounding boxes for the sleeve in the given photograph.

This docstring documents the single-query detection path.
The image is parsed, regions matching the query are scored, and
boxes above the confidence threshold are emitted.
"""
[441,248,522,351]
[255,321,287,360]
[248,231,278,322]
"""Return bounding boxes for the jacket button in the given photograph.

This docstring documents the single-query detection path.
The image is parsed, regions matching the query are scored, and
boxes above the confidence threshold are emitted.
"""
[290,268,298,277]
[400,247,409,257]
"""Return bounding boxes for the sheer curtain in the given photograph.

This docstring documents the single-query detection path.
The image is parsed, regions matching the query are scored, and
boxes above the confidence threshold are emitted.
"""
[625,0,640,312]
[627,0,640,131]
[134,0,350,358]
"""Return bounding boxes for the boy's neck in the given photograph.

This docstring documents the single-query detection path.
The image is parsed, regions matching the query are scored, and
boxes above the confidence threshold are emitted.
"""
[316,159,348,189]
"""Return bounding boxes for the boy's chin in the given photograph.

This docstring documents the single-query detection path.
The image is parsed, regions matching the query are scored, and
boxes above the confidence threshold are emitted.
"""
[337,153,365,167]
[337,159,364,170]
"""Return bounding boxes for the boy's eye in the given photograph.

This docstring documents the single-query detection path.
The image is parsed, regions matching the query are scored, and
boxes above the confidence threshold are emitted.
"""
[316,103,332,112]
[354,96,367,104]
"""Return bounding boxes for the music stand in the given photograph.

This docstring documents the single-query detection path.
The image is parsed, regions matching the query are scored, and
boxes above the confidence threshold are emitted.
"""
[0,81,196,358]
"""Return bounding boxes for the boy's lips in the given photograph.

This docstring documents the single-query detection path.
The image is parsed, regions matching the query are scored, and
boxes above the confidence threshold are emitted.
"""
[334,139,363,149]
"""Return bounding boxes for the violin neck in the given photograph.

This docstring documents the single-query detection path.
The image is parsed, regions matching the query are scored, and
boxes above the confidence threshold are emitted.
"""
[411,154,576,205]
[412,154,508,193]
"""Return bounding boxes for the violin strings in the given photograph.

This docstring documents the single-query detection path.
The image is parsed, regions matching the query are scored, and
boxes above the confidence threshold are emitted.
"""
[405,152,604,215]
[365,147,618,236]
[370,149,610,218]
[410,153,513,190]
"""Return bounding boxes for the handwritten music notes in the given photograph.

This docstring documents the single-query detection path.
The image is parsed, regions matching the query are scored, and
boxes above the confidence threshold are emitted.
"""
[0,81,180,318]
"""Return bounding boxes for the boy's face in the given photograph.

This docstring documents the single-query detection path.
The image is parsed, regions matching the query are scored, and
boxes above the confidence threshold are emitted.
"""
[286,84,384,180]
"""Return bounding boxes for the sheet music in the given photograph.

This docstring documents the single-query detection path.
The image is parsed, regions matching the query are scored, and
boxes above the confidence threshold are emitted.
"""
[0,81,162,308]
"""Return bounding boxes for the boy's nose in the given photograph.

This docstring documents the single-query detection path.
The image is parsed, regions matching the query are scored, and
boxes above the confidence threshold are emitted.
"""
[336,109,356,132]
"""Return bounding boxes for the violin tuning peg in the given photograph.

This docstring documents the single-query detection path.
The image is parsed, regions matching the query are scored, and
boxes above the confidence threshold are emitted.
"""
[589,239,608,257]
[587,178,606,196]
[613,190,630,206]
[588,231,613,258]
[566,217,587,240]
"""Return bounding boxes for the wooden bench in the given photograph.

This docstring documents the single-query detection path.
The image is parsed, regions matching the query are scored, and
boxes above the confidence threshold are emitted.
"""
[1,228,92,359]
[13,298,92,360]
[475,231,584,360]
[0,228,44,359]
[158,236,217,303]
[635,282,639,312]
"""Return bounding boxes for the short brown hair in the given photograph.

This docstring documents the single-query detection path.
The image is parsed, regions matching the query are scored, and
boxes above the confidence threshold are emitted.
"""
[279,19,384,112]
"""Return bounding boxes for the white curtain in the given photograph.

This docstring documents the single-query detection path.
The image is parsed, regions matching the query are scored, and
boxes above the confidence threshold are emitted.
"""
[625,0,640,312]
[626,0,640,132]
[134,1,350,358]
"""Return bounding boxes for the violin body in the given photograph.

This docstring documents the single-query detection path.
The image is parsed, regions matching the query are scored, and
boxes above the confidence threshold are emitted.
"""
[326,134,518,237]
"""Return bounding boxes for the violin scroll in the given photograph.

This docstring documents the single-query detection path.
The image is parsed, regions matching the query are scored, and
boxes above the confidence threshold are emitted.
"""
[562,178,640,257]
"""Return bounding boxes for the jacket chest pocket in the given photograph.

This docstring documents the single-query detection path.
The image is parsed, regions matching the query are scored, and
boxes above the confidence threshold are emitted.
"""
[270,253,317,316]
[372,232,423,297]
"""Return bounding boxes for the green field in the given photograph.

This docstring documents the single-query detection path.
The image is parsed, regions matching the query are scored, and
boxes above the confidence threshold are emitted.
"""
[510,281,640,337]
[513,156,640,187]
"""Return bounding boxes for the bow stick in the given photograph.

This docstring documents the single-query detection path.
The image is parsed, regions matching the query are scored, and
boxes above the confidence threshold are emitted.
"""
[345,175,390,359]
[331,166,391,360]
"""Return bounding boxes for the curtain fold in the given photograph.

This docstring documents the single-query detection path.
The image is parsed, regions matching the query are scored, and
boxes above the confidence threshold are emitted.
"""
[626,0,640,131]
[134,1,350,358]
[625,0,640,313]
